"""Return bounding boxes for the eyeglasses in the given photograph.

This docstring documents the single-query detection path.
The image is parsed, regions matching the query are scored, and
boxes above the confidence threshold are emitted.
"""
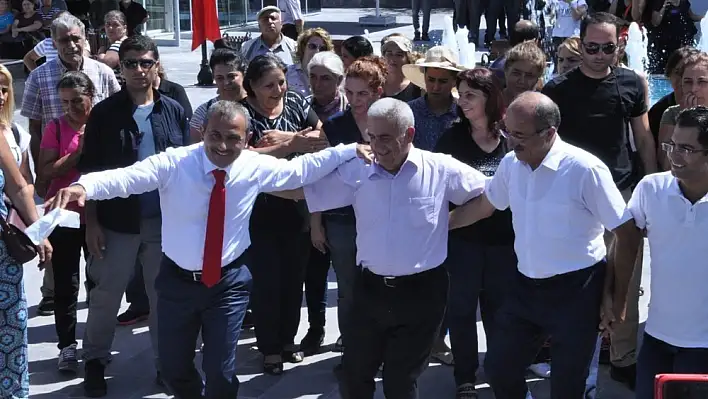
[307,42,328,52]
[582,42,617,55]
[121,59,157,70]
[661,142,708,156]
[498,120,549,142]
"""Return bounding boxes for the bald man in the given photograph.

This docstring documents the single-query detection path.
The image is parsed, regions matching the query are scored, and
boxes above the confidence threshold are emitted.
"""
[449,92,641,398]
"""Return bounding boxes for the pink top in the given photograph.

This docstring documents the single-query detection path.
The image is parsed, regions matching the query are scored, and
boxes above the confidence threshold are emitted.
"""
[40,116,83,217]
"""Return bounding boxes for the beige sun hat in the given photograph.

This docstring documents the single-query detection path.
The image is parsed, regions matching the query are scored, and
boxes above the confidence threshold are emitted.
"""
[381,35,413,54]
[402,46,466,90]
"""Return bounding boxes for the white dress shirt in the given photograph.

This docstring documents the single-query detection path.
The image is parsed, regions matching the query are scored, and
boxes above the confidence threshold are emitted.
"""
[629,172,708,348]
[77,142,358,271]
[304,147,488,276]
[485,137,631,278]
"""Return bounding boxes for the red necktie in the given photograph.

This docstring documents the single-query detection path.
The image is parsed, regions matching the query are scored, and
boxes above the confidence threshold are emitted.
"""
[202,169,226,287]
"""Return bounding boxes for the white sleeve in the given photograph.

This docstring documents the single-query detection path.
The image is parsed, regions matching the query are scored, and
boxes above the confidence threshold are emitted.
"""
[15,124,31,155]
[256,143,358,192]
[78,150,176,200]
[581,163,632,231]
[33,40,47,57]
[627,178,648,230]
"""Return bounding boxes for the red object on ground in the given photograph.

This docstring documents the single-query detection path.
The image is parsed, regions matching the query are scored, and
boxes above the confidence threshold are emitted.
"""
[655,374,708,398]
[191,0,221,51]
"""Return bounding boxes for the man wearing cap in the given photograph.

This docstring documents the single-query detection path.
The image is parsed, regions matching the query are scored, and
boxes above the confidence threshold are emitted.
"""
[402,46,462,151]
[278,0,303,41]
[241,6,297,65]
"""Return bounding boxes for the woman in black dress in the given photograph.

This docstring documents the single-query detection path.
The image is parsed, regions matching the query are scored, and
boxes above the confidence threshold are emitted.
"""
[242,53,331,375]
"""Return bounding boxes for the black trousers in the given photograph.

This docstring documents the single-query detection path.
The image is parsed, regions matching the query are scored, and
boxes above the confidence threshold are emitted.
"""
[282,24,299,41]
[304,245,330,330]
[484,262,606,399]
[49,226,87,350]
[342,266,448,399]
[249,229,309,355]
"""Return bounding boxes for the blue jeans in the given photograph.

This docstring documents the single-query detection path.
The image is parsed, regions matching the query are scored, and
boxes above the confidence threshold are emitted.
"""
[485,262,605,399]
[324,217,357,346]
[156,255,252,398]
[445,236,517,386]
[636,333,708,399]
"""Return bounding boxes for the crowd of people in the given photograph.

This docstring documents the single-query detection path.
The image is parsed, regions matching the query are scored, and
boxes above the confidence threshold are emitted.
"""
[0,0,703,398]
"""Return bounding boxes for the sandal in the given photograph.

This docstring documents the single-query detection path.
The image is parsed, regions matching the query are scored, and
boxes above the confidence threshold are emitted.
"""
[263,355,284,375]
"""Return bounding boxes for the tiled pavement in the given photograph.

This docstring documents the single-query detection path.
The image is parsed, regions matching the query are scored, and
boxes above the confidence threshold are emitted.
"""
[13,7,649,398]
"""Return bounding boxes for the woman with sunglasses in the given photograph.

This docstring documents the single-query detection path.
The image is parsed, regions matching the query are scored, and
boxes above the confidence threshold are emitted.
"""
[434,67,514,399]
[37,71,93,374]
[659,51,708,171]
[286,27,334,96]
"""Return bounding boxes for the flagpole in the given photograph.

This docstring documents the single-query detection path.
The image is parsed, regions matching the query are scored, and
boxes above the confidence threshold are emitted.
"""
[197,40,213,86]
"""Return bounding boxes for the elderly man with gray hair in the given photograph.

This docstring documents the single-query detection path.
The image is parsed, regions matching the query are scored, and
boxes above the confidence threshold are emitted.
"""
[20,12,119,319]
[277,97,488,398]
[449,92,641,398]
[46,99,373,399]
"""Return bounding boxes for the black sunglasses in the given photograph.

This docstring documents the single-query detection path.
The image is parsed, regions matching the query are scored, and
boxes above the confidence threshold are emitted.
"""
[306,42,328,52]
[121,59,157,70]
[582,42,617,55]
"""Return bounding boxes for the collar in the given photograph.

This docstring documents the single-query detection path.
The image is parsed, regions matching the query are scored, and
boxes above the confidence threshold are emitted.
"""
[258,34,285,51]
[667,177,708,204]
[537,135,566,171]
[200,144,235,179]
[417,95,457,117]
[368,147,422,178]
[58,56,86,74]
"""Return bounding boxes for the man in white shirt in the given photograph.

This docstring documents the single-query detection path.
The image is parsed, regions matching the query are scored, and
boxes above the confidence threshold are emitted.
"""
[280,98,489,398]
[278,0,303,41]
[46,100,369,399]
[626,106,708,399]
[449,92,641,398]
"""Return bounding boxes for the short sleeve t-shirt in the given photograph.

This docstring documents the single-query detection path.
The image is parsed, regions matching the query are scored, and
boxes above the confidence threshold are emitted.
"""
[542,66,647,190]
[0,12,14,31]
[16,12,41,29]
[385,82,423,103]
[434,123,515,245]
[551,0,586,38]
[33,38,58,61]
[39,117,82,215]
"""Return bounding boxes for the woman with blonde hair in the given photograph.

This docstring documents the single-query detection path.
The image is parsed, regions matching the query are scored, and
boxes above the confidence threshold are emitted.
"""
[0,65,31,186]
[557,36,582,74]
[380,33,422,102]
[0,62,52,398]
[286,27,334,96]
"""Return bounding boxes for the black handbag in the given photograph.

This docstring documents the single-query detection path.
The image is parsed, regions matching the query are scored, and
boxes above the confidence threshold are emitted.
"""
[0,215,37,264]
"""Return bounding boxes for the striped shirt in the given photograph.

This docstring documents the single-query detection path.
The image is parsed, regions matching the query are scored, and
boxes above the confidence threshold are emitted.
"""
[21,57,121,126]
[32,38,58,61]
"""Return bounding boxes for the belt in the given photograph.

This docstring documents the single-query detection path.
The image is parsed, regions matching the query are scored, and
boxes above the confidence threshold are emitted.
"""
[360,266,443,289]
[167,255,244,283]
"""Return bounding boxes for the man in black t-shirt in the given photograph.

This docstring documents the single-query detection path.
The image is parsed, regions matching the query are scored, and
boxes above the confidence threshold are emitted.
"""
[542,11,656,391]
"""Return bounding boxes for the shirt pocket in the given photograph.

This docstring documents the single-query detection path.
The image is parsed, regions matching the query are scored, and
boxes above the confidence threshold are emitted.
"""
[408,196,438,228]
[536,203,571,238]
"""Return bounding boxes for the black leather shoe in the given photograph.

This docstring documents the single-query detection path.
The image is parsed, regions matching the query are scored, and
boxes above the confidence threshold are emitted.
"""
[83,359,107,397]
[299,328,325,356]
[422,32,430,42]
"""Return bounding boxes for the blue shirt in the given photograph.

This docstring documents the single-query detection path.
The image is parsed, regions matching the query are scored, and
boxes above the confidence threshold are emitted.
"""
[408,96,458,151]
[0,12,14,31]
[133,103,160,218]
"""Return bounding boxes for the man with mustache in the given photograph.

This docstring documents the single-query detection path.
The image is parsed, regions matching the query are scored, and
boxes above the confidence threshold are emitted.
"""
[449,91,641,399]
[45,100,372,399]
[20,12,120,319]
[241,6,296,66]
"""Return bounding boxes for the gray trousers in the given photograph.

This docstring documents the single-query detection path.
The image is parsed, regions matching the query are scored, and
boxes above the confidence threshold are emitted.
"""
[412,0,432,33]
[82,217,162,365]
[324,218,357,346]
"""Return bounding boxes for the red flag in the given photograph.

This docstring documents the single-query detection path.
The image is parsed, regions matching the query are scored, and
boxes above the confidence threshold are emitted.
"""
[191,0,221,51]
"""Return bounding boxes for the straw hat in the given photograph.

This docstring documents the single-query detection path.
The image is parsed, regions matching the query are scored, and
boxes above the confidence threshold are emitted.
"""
[402,46,466,90]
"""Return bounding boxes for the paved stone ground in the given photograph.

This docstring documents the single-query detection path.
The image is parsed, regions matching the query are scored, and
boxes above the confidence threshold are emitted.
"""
[9,7,651,398]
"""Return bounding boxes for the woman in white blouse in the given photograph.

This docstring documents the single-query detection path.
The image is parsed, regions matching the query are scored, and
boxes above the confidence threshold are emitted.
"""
[285,27,334,97]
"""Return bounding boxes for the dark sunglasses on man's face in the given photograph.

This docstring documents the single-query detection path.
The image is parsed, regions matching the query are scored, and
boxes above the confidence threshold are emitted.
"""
[121,59,157,70]
[582,42,617,55]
